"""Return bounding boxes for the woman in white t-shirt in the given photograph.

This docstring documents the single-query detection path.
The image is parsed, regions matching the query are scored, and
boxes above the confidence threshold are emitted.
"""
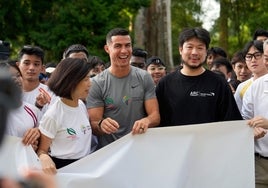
[37,58,92,174]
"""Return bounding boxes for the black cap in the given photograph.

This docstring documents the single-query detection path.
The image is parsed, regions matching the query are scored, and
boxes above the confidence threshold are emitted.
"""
[146,56,165,68]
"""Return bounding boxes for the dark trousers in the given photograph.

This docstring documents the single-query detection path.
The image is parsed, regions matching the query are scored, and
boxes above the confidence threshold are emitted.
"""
[51,156,79,169]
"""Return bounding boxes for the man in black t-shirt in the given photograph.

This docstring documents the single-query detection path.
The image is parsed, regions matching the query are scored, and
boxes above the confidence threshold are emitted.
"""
[156,27,242,127]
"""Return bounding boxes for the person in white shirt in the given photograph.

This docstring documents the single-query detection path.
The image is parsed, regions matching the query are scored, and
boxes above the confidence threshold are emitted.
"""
[234,40,268,112]
[16,45,57,115]
[242,39,268,188]
[37,58,93,174]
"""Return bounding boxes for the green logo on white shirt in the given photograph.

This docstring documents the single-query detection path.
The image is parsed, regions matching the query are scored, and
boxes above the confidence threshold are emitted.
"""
[67,128,76,135]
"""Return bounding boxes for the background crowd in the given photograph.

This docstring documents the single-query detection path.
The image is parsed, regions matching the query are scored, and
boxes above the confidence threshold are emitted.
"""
[1,27,268,188]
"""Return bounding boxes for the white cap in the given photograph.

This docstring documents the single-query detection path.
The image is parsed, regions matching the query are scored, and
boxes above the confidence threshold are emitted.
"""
[46,67,55,73]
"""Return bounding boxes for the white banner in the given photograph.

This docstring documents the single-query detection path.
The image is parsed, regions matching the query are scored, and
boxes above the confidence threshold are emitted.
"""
[0,136,41,179]
[0,120,254,188]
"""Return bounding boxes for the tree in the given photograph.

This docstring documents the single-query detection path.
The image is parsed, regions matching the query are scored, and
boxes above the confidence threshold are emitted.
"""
[133,0,202,70]
[144,0,173,70]
[218,0,229,53]
[170,0,202,67]
[0,0,150,63]
[211,0,268,56]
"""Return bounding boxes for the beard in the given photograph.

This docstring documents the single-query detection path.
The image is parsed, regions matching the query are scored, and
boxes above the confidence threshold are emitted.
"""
[181,59,205,70]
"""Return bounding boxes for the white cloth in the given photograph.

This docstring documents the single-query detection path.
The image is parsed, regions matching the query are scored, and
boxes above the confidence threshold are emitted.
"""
[0,121,254,188]
[39,99,92,159]
[0,136,41,179]
[6,101,41,137]
[57,120,253,188]
[242,73,268,156]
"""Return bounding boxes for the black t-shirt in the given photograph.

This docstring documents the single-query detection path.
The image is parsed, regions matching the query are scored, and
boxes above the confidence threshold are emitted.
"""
[156,69,242,126]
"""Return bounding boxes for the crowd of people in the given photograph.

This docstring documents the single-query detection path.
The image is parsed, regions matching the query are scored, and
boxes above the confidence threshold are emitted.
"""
[1,27,268,188]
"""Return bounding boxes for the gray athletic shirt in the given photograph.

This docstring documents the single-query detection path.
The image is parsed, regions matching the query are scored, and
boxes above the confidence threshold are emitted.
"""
[86,66,156,148]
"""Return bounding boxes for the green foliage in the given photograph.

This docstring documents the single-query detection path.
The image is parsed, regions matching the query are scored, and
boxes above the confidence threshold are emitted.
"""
[1,0,267,64]
[171,0,202,65]
[0,0,150,63]
[210,0,268,57]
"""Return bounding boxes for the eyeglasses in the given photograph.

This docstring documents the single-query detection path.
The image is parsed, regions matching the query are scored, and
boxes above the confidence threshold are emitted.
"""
[131,62,145,69]
[245,52,262,61]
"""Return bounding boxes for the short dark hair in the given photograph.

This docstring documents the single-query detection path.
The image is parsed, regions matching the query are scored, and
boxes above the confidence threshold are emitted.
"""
[48,58,92,100]
[243,40,263,56]
[106,28,130,44]
[231,50,245,65]
[18,45,45,64]
[253,28,268,40]
[178,27,210,49]
[212,57,233,73]
[63,44,89,59]
[207,47,227,58]
[132,47,147,59]
[89,56,106,68]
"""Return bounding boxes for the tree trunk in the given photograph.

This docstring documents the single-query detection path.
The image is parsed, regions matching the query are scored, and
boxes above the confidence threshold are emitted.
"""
[134,0,174,70]
[218,0,229,54]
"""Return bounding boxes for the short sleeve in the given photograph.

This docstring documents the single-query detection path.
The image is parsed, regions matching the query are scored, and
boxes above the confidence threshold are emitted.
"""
[86,78,104,109]
[39,115,58,139]
[143,72,156,100]
[241,85,254,120]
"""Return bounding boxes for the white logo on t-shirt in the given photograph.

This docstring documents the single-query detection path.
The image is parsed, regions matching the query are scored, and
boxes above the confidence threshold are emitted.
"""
[190,91,215,97]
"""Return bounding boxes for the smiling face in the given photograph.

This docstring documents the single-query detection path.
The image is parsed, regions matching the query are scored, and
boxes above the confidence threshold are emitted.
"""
[147,64,166,84]
[179,37,207,70]
[104,35,132,69]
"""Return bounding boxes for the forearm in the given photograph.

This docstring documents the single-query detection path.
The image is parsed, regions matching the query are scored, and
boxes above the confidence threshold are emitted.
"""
[146,111,160,128]
[37,134,57,174]
[37,133,51,155]
[91,118,105,135]
[88,107,106,135]
[144,98,160,128]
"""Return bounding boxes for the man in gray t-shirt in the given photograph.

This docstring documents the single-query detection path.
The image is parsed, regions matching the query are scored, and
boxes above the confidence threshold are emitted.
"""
[87,28,160,148]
